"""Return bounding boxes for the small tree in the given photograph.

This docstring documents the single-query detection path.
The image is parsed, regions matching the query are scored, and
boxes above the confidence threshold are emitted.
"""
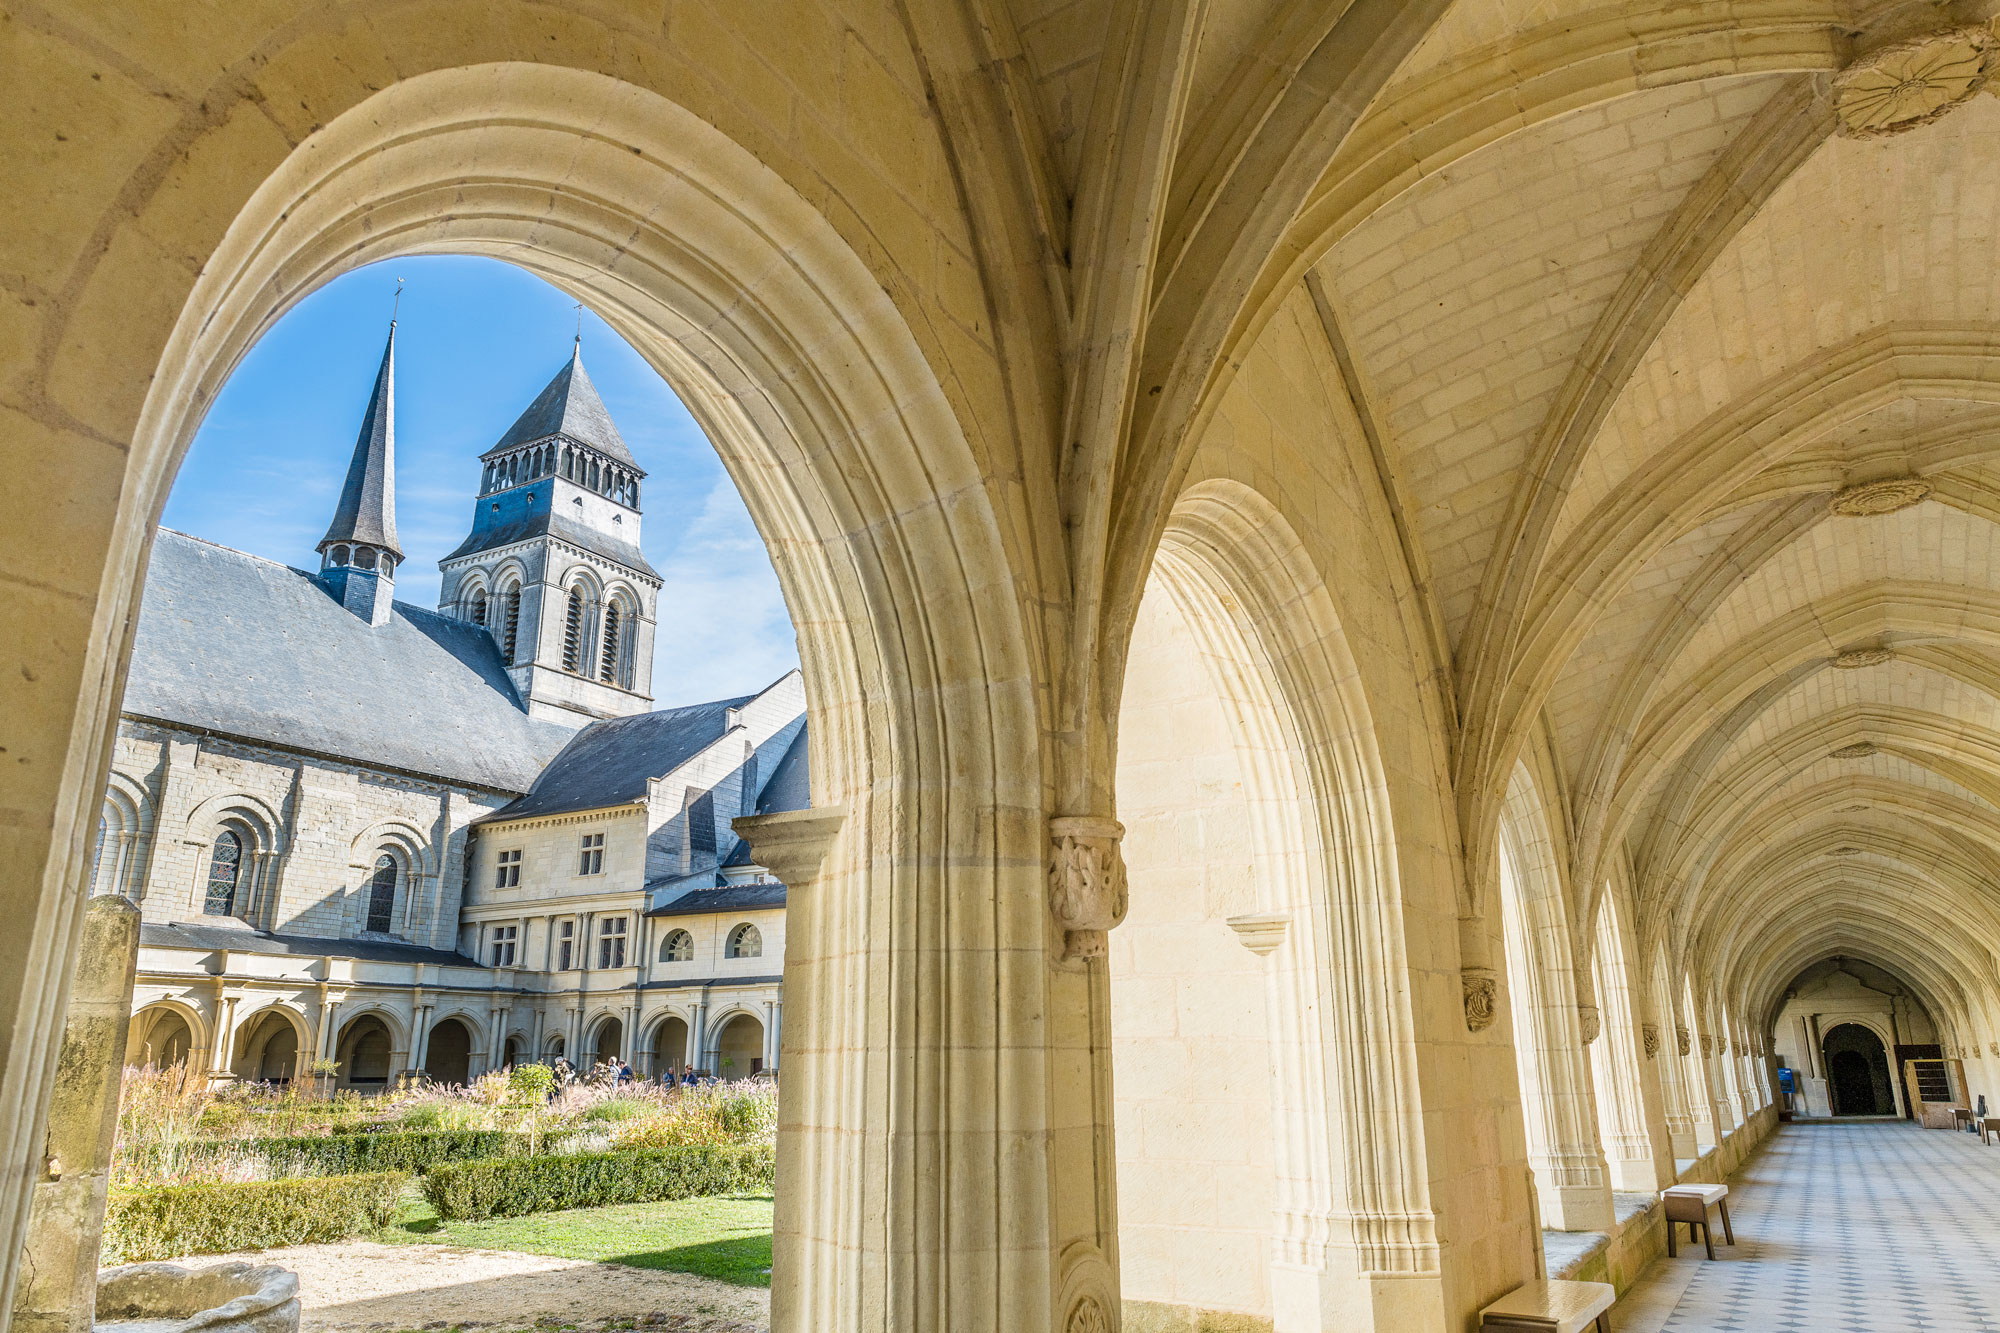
[508,1063,556,1154]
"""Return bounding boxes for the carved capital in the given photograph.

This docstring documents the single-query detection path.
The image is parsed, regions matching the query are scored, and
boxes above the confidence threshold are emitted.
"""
[1699,1034,1714,1059]
[1641,1023,1660,1059]
[1462,967,1499,1032]
[1226,912,1290,956]
[1064,1296,1110,1333]
[1048,816,1127,961]
[1835,28,1993,138]
[1676,1025,1692,1058]
[732,806,847,889]
[1577,1003,1600,1045]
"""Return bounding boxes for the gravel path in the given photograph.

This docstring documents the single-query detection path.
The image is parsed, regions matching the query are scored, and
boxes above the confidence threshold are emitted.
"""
[190,1240,769,1332]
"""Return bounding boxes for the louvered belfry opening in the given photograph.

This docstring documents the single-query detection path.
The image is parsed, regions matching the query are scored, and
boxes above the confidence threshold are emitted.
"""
[562,587,585,672]
[599,603,621,684]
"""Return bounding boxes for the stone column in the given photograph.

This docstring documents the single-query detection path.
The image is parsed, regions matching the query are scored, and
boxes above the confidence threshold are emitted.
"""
[10,894,141,1333]
[1501,903,1612,1230]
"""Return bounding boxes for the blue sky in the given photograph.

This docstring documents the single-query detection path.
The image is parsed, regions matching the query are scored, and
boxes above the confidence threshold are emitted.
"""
[165,256,799,707]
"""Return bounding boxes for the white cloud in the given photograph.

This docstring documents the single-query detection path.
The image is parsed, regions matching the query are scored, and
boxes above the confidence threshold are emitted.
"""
[647,479,799,705]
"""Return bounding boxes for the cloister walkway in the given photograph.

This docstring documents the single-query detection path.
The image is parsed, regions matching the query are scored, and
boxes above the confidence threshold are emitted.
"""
[1621,1123,2000,1332]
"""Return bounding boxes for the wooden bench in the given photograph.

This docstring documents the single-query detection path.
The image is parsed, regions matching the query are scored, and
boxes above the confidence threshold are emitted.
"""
[1982,1116,2000,1146]
[1479,1278,1615,1332]
[1662,1182,1733,1260]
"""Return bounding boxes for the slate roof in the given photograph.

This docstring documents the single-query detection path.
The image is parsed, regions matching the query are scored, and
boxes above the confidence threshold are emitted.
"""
[124,530,576,792]
[480,692,759,823]
[439,505,659,578]
[482,345,641,471]
[719,725,811,867]
[141,920,481,967]
[319,324,401,557]
[645,882,788,918]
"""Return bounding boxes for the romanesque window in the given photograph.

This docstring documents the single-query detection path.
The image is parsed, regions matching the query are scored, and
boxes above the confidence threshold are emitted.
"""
[501,584,521,662]
[598,603,621,684]
[495,848,521,888]
[470,588,488,626]
[556,920,576,971]
[727,922,762,959]
[578,831,605,875]
[598,915,628,968]
[203,830,242,916]
[488,924,517,967]
[588,459,600,490]
[563,588,585,672]
[365,853,397,933]
[660,929,693,963]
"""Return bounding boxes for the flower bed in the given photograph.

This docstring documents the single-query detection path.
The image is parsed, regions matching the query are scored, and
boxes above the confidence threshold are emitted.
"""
[103,1171,409,1263]
[422,1144,775,1221]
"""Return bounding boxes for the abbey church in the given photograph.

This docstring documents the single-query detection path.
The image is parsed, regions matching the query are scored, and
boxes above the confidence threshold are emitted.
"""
[17,3,2000,1332]
[99,325,806,1091]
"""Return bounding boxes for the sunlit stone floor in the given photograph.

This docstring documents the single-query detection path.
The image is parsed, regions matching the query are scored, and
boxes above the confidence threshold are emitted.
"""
[1620,1123,2000,1332]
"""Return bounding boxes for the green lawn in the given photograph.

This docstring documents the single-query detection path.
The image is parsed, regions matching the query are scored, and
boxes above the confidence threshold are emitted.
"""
[376,1192,774,1287]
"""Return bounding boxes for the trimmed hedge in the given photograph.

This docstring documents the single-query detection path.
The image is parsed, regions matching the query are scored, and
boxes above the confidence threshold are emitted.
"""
[122,1128,530,1182]
[256,1129,517,1176]
[103,1171,409,1263]
[423,1144,775,1221]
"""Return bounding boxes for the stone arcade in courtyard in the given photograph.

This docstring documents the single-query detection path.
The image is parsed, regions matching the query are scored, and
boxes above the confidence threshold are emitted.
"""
[103,326,803,1092]
[16,4,2000,1332]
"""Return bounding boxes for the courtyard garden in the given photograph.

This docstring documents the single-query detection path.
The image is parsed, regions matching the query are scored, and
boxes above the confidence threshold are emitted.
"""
[104,1062,779,1296]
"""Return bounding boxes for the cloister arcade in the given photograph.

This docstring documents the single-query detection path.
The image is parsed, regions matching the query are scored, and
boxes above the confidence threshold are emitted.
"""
[16,3,2000,1331]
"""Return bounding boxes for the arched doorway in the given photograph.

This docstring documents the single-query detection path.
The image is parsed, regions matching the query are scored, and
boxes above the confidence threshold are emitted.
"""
[426,1018,473,1086]
[1823,1023,1895,1116]
[337,1015,395,1088]
[590,1017,624,1070]
[15,56,1044,1328]
[714,1013,764,1079]
[132,1008,194,1069]
[651,1016,689,1077]
[235,1010,302,1084]
[502,1036,523,1069]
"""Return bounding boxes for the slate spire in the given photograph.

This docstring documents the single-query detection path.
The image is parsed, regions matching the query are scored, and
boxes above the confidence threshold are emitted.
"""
[481,340,641,471]
[319,321,402,560]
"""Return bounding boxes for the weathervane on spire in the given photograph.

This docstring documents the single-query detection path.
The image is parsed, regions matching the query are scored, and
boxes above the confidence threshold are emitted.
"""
[392,275,404,326]
[573,299,585,347]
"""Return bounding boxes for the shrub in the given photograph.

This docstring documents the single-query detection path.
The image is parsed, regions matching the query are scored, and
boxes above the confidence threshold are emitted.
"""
[117,1129,527,1185]
[254,1129,518,1176]
[103,1171,409,1263]
[422,1144,775,1221]
[582,1098,649,1123]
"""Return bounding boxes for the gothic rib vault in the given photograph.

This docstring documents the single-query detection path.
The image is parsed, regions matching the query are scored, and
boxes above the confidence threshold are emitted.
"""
[13,2,2000,1331]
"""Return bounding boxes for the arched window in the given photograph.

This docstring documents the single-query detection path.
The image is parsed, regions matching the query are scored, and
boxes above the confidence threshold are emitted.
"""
[365,853,397,933]
[470,588,488,626]
[482,462,494,492]
[598,603,622,684]
[588,459,600,490]
[562,446,575,479]
[204,830,243,916]
[726,923,762,959]
[331,545,350,567]
[502,583,521,663]
[659,929,693,962]
[563,587,586,672]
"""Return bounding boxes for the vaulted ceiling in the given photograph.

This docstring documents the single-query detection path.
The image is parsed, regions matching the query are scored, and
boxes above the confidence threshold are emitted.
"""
[1299,1,2000,1023]
[975,0,2000,1028]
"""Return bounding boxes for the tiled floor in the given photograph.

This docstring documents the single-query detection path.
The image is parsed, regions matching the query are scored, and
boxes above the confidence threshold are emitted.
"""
[1620,1122,2000,1332]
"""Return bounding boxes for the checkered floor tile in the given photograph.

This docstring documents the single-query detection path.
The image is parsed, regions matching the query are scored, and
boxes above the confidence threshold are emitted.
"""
[1618,1123,2000,1332]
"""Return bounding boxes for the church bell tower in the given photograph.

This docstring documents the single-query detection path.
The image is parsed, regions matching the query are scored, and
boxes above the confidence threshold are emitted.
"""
[438,343,660,725]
